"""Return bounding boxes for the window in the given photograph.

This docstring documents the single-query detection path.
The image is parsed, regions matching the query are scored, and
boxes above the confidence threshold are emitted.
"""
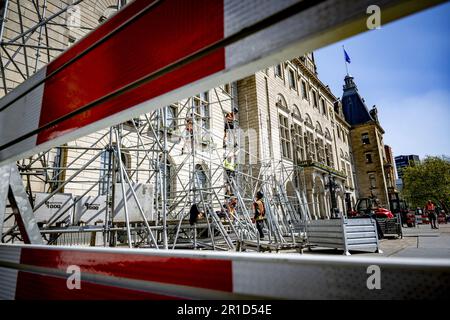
[279,114,292,159]
[337,126,341,139]
[292,105,301,119]
[193,92,210,131]
[224,83,231,94]
[325,144,333,167]
[346,163,353,188]
[98,148,129,195]
[362,133,370,144]
[276,94,287,109]
[315,138,325,163]
[68,35,76,46]
[164,105,177,132]
[195,164,207,188]
[369,173,376,189]
[365,153,373,164]
[274,64,283,78]
[116,149,131,183]
[304,131,315,160]
[50,145,68,192]
[321,99,327,116]
[99,150,111,195]
[304,113,313,128]
[98,5,118,23]
[124,117,142,130]
[301,81,308,100]
[159,156,174,203]
[292,123,304,161]
[312,90,318,108]
[288,68,297,90]
[194,164,208,202]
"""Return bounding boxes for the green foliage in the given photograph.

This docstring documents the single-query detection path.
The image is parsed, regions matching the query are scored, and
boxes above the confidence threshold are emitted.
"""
[402,156,450,210]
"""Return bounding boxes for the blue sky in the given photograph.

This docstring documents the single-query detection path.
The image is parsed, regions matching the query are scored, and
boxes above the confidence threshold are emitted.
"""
[314,2,450,160]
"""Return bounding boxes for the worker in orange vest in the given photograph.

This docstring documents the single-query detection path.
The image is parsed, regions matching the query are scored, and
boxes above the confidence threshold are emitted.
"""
[425,200,438,229]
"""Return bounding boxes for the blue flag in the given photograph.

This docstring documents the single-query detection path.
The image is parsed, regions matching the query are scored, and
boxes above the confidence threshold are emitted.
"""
[344,48,351,63]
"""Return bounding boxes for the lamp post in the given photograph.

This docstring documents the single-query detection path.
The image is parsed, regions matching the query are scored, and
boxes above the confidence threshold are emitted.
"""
[325,172,341,218]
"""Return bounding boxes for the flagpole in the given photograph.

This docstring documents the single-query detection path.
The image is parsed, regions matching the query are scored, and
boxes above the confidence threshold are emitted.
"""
[343,45,349,76]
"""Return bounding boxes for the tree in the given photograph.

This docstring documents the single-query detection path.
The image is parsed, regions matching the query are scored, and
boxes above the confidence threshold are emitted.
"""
[401,156,450,210]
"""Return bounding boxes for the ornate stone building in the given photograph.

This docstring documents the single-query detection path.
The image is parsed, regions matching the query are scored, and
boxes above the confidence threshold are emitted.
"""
[238,54,357,219]
[341,75,394,209]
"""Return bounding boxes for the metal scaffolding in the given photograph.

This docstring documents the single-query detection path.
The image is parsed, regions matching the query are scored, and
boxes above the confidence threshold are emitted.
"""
[0,0,311,252]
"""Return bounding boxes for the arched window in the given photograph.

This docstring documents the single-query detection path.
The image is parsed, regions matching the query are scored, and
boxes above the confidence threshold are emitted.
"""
[304,113,313,128]
[315,122,323,135]
[195,164,208,190]
[325,128,332,141]
[159,155,175,204]
[97,5,118,23]
[292,104,301,120]
[276,94,288,109]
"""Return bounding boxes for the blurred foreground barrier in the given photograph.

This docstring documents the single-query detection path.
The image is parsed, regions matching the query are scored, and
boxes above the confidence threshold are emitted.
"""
[0,244,449,299]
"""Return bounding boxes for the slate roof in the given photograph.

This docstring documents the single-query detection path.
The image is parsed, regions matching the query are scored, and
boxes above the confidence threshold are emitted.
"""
[341,75,374,126]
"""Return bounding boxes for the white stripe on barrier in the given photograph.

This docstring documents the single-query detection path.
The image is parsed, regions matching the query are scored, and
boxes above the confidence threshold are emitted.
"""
[0,246,21,300]
[0,267,19,300]
[0,68,45,161]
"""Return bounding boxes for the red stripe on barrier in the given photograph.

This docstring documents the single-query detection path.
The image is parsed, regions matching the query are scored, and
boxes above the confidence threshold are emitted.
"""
[37,0,225,144]
[20,248,233,292]
[15,271,179,300]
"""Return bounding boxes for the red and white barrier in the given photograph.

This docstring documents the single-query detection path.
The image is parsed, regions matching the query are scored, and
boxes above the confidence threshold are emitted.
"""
[1,244,449,300]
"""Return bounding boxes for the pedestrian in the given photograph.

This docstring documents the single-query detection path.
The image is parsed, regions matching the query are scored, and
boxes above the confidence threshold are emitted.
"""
[425,200,438,229]
[189,203,204,225]
[253,191,265,239]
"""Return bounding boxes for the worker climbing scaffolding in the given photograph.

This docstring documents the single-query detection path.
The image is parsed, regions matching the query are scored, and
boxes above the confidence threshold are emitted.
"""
[223,153,237,196]
[223,107,239,148]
